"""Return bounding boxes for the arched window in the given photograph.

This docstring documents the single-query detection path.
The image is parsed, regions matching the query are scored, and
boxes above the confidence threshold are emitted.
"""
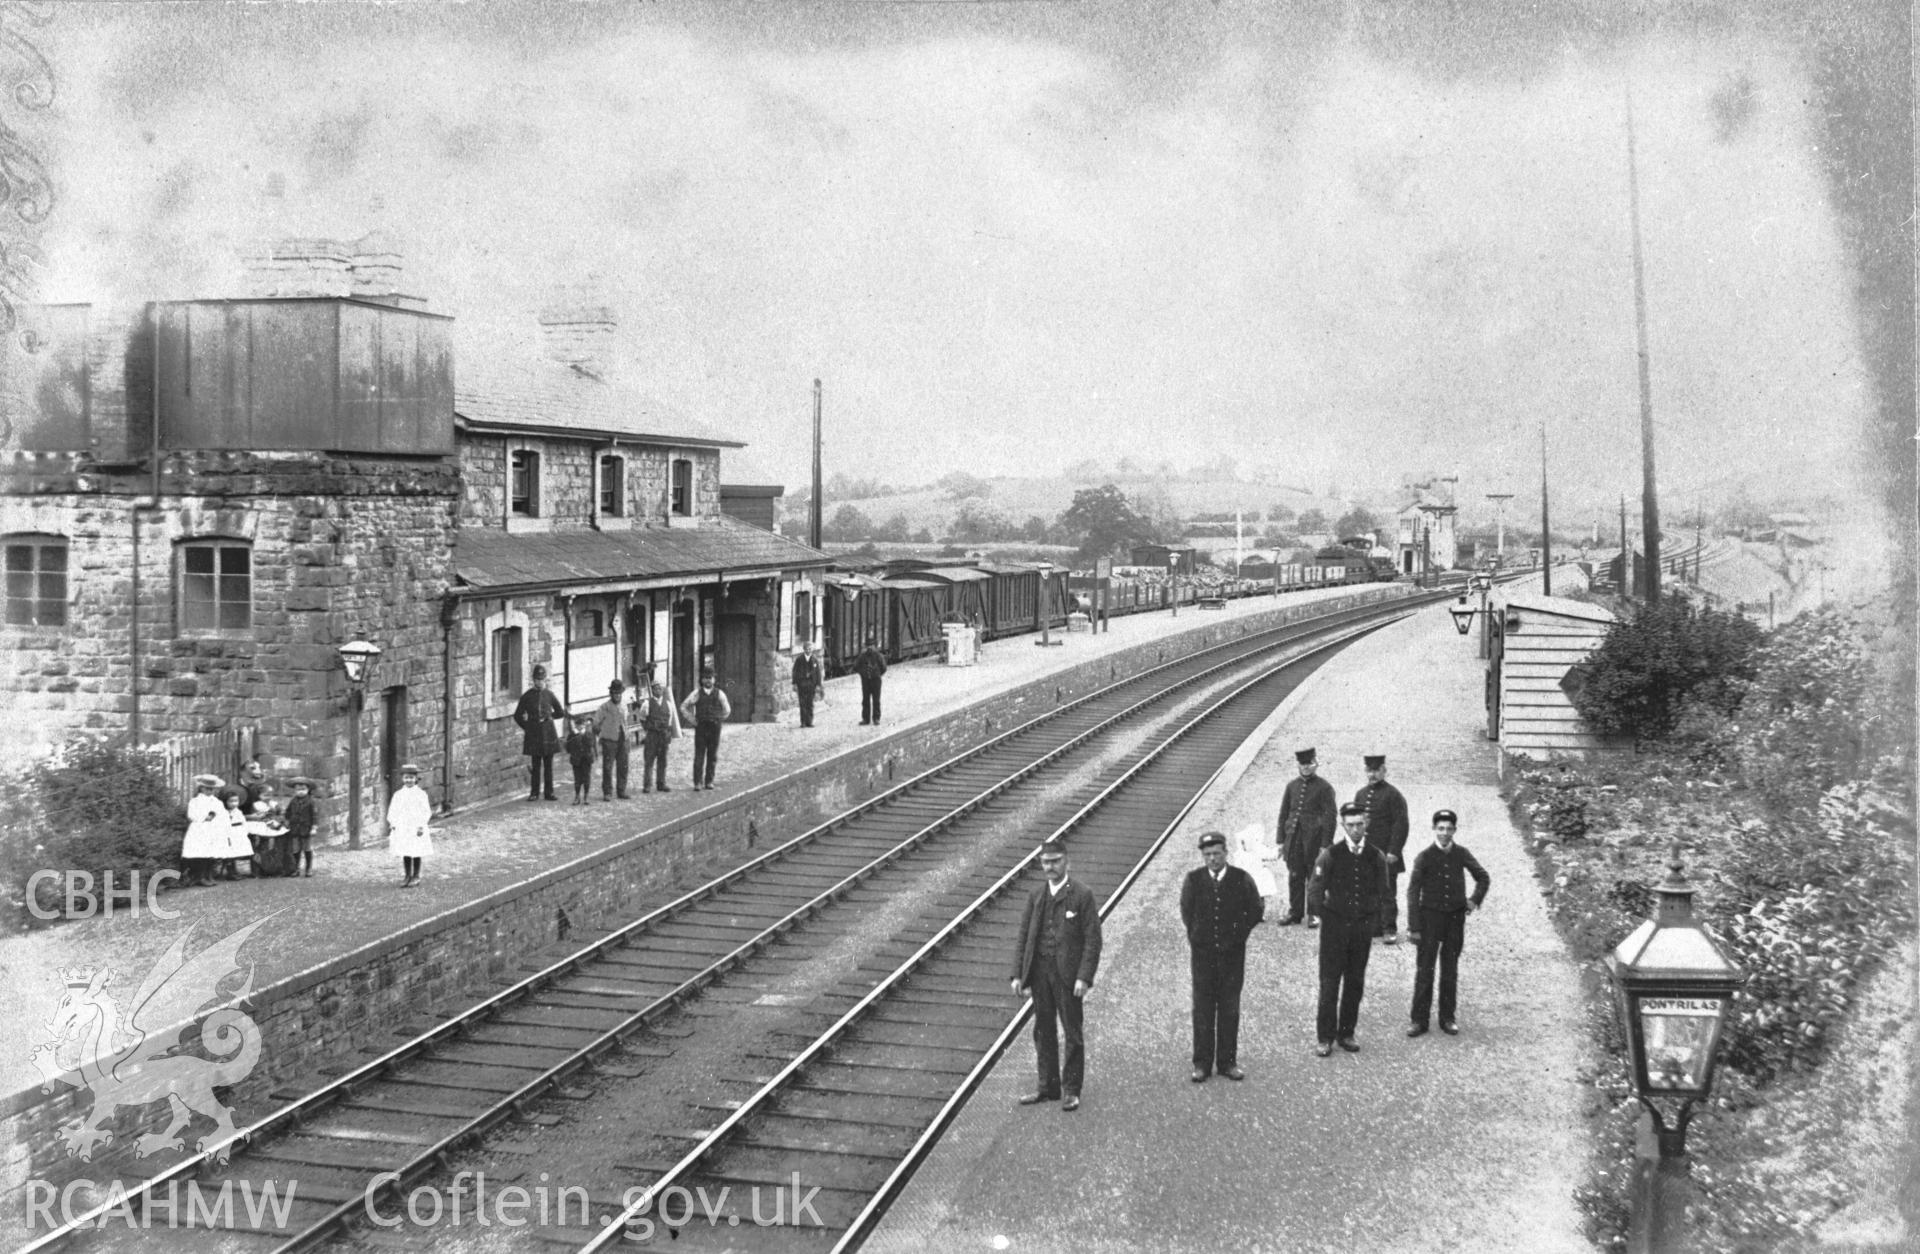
[3,534,68,627]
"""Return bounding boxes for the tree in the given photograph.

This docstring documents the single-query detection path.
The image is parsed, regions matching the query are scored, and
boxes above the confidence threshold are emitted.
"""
[939,471,992,500]
[874,513,912,543]
[1572,599,1765,741]
[1334,507,1377,540]
[950,499,1012,543]
[1058,484,1146,561]
[1019,515,1052,543]
[1297,508,1328,534]
[823,504,873,542]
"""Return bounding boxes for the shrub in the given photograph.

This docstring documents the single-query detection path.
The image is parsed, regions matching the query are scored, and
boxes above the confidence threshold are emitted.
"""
[1573,598,1765,741]
[1732,609,1883,815]
[0,736,186,923]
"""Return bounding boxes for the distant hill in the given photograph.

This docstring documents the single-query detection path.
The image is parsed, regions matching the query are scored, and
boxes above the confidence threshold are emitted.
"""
[797,476,1349,537]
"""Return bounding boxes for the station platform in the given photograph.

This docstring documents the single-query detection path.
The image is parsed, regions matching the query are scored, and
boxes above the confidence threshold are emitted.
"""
[0,581,1395,1106]
[865,579,1592,1254]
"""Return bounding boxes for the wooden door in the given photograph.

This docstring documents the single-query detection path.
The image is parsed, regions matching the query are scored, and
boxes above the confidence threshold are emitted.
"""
[715,614,755,723]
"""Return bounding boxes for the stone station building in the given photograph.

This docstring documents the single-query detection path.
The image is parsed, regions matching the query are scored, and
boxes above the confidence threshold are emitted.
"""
[0,241,830,839]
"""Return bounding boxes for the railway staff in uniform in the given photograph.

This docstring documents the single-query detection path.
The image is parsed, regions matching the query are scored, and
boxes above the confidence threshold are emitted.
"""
[1275,747,1338,926]
[679,668,731,790]
[1010,840,1102,1112]
[1406,809,1491,1038]
[792,642,822,729]
[1307,802,1391,1056]
[1181,831,1264,1082]
[854,636,888,726]
[1353,754,1410,942]
[513,665,566,802]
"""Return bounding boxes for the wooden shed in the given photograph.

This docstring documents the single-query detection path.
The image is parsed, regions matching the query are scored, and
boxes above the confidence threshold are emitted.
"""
[1486,593,1627,760]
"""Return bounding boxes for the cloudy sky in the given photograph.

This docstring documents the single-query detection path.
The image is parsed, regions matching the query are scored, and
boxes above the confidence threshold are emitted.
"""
[14,1,1911,526]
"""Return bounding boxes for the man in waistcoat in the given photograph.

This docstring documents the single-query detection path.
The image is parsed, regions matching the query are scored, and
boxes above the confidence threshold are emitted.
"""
[1181,830,1265,1082]
[635,679,680,793]
[1353,754,1410,942]
[1275,747,1338,926]
[679,668,732,791]
[854,636,888,726]
[1009,840,1103,1112]
[1307,801,1391,1056]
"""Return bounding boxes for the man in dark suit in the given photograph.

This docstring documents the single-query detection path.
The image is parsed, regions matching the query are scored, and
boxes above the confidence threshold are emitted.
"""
[1353,754,1411,942]
[1009,840,1103,1112]
[1275,747,1338,926]
[854,636,888,725]
[791,642,823,729]
[1407,808,1492,1038]
[1181,830,1265,1082]
[512,665,566,802]
[1307,802,1391,1056]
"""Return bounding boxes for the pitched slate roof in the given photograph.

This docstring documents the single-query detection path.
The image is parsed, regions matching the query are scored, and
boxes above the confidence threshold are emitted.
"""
[452,321,742,448]
[454,515,830,595]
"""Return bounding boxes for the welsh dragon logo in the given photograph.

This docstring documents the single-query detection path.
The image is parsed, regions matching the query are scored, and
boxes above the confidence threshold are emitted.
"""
[29,918,268,1164]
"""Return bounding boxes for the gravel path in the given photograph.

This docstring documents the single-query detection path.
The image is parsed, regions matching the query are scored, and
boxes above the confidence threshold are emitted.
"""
[869,584,1593,1254]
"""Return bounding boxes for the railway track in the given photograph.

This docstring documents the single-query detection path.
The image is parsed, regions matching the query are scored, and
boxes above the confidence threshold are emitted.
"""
[571,611,1393,1253]
[25,589,1453,1254]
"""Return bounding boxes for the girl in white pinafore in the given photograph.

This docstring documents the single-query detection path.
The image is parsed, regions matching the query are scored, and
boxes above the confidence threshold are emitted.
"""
[387,763,433,889]
[1232,823,1280,906]
[180,774,228,886]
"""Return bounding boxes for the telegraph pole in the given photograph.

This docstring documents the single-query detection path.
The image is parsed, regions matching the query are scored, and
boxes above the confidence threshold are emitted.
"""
[1626,94,1662,601]
[809,379,823,550]
[1620,495,1630,595]
[1540,424,1553,596]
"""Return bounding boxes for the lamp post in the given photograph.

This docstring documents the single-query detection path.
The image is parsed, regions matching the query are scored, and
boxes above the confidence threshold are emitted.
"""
[339,638,382,851]
[1605,845,1746,1254]
[1169,552,1180,618]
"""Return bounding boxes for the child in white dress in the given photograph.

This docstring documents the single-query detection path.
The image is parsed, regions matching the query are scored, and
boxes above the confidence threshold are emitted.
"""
[387,763,433,888]
[180,774,227,887]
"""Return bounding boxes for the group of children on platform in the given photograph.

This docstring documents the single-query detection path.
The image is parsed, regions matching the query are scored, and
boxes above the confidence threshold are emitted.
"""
[179,770,316,886]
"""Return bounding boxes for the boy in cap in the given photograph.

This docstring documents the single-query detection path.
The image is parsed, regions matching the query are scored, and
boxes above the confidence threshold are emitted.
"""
[1275,747,1338,926]
[679,668,731,790]
[283,777,317,878]
[1406,809,1491,1037]
[1307,801,1391,1056]
[1009,840,1102,1111]
[387,763,433,888]
[1353,754,1410,942]
[565,714,597,805]
[594,679,632,799]
[1181,830,1264,1082]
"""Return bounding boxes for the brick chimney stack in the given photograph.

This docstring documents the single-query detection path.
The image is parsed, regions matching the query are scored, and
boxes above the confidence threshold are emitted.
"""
[538,297,617,380]
[240,232,425,309]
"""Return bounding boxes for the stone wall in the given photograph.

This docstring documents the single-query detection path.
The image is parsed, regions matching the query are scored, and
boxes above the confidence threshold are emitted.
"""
[0,585,1409,1202]
[0,453,459,841]
[456,436,722,529]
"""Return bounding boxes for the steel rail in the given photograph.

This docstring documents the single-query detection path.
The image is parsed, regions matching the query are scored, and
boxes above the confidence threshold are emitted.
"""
[580,612,1404,1253]
[262,600,1409,1250]
[20,589,1432,1253]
